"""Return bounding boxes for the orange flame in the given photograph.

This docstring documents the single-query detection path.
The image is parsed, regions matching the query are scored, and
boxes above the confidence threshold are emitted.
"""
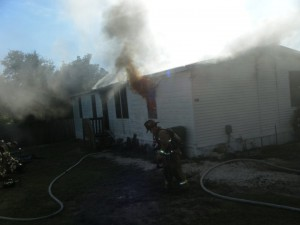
[125,61,154,99]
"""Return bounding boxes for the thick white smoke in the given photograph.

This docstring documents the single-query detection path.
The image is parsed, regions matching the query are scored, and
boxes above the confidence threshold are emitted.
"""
[224,9,300,56]
[62,0,300,74]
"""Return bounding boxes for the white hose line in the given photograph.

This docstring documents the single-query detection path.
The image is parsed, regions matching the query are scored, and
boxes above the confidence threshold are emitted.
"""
[0,152,104,221]
[200,158,300,212]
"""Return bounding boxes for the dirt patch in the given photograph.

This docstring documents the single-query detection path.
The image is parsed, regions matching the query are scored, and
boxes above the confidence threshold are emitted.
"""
[96,152,156,171]
[202,160,300,197]
[95,152,300,195]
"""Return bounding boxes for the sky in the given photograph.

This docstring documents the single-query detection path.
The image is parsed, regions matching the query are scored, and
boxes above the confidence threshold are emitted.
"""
[1,0,300,75]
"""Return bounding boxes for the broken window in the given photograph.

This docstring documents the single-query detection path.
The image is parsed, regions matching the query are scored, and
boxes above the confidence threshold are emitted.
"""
[115,87,129,119]
[289,71,300,107]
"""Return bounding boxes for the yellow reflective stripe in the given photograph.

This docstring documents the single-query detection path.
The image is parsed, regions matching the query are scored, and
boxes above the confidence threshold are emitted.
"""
[179,180,188,185]
[159,150,174,155]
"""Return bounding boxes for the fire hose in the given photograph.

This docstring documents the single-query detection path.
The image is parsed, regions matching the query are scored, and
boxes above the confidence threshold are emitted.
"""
[2,154,300,221]
[0,152,104,221]
[200,158,300,212]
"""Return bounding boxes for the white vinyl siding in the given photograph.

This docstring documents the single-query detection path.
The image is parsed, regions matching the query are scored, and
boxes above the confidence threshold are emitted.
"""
[155,71,196,156]
[105,71,196,156]
[106,84,149,141]
[81,94,93,118]
[95,93,103,118]
[191,47,300,153]
[72,97,83,139]
[191,56,261,150]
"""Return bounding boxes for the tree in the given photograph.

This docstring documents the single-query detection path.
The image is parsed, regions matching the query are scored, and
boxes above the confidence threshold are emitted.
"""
[0,51,58,120]
[52,54,108,96]
[1,50,55,89]
[0,50,107,121]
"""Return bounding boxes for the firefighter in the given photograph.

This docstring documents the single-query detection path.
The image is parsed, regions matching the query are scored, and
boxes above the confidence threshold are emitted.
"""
[144,120,188,190]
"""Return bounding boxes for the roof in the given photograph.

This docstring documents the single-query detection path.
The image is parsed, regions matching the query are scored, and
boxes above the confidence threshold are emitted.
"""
[72,44,300,97]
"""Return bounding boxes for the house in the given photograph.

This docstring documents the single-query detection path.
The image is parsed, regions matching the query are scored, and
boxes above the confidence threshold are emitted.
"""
[71,45,300,157]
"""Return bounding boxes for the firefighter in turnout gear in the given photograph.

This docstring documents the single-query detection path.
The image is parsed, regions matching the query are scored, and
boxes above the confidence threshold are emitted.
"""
[144,120,188,190]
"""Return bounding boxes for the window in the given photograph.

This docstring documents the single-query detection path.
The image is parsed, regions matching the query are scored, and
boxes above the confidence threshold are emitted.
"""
[146,89,157,119]
[91,94,97,118]
[115,87,129,118]
[78,97,83,118]
[289,71,300,107]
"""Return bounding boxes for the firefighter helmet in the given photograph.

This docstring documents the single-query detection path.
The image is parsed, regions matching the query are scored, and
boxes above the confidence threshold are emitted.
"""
[144,120,159,132]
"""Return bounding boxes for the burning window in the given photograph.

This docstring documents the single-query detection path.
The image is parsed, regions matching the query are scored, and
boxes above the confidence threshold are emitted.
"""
[289,71,300,107]
[114,87,129,119]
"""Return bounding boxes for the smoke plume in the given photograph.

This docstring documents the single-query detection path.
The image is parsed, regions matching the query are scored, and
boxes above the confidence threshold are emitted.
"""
[224,10,300,56]
[98,0,156,97]
[0,79,70,121]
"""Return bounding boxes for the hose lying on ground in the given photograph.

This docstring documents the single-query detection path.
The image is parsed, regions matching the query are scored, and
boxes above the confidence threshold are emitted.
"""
[0,152,104,222]
[200,158,300,212]
[3,154,300,220]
